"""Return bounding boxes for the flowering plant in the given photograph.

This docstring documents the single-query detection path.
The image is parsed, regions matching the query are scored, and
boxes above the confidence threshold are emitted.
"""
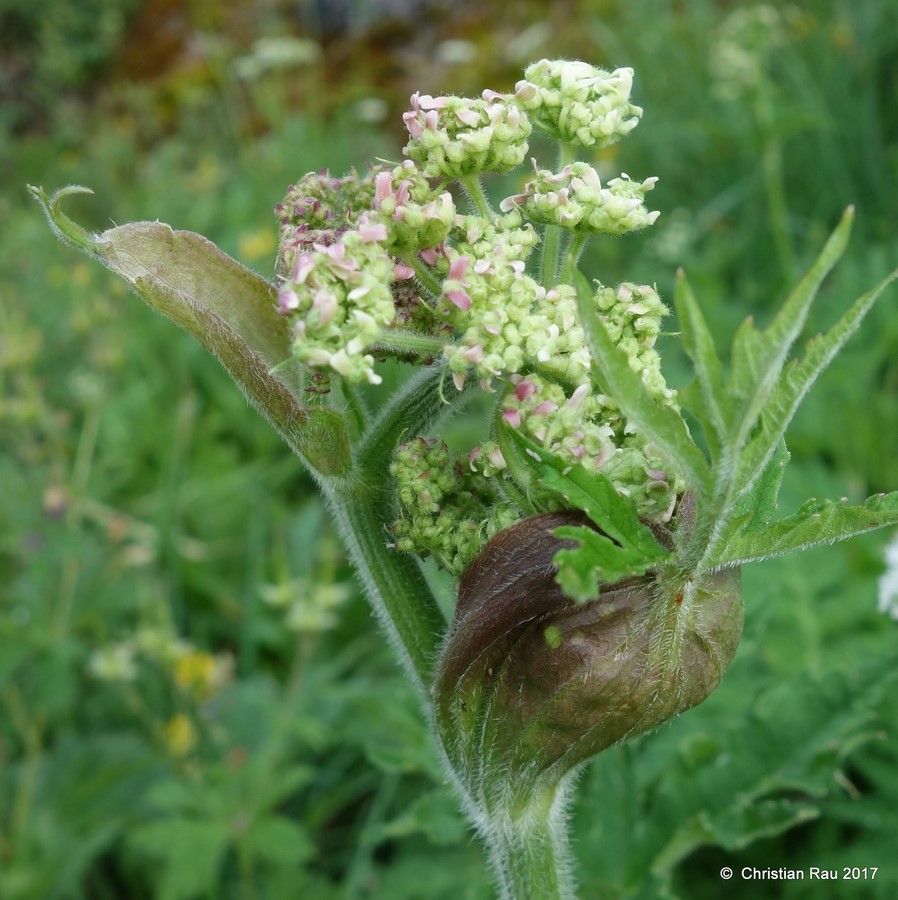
[32,58,898,898]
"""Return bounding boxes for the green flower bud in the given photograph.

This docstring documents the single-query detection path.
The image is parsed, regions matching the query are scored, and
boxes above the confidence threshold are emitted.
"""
[434,511,743,803]
[389,437,520,574]
[517,59,643,148]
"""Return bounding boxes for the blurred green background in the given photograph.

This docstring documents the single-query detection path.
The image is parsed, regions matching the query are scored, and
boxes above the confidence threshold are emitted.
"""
[2,1,898,897]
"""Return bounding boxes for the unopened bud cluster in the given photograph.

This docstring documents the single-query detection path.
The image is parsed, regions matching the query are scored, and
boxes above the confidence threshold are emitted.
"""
[389,437,519,575]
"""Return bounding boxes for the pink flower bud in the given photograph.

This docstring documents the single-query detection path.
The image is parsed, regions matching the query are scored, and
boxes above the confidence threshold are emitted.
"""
[420,247,439,266]
[514,379,537,401]
[487,446,507,470]
[566,384,590,408]
[312,288,337,327]
[502,408,521,428]
[393,262,415,281]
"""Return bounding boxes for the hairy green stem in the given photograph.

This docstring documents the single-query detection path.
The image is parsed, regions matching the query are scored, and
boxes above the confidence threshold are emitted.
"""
[540,144,578,289]
[354,364,469,480]
[404,252,445,299]
[479,788,577,900]
[326,486,445,696]
[540,225,563,289]
[562,234,589,282]
[366,328,452,361]
[459,175,494,218]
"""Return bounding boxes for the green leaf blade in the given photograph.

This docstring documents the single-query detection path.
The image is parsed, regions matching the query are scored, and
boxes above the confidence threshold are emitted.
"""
[507,429,673,601]
[33,188,351,478]
[736,266,898,496]
[726,208,854,450]
[710,490,898,570]
[573,271,712,500]
[674,270,730,449]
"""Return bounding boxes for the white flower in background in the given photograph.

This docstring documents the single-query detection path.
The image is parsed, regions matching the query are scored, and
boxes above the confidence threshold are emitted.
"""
[877,532,898,621]
[88,643,138,682]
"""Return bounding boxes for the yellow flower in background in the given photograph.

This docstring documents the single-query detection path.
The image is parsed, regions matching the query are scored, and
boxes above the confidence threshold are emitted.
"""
[238,227,276,263]
[173,649,233,699]
[165,714,197,757]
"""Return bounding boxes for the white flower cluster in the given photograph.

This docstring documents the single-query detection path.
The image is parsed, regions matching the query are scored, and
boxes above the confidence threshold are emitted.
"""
[277,228,397,384]
[516,59,642,148]
[710,6,789,101]
[501,161,660,235]
[403,89,533,179]
[877,531,898,622]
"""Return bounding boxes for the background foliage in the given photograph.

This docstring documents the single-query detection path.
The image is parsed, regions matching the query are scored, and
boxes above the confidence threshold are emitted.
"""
[2,1,897,897]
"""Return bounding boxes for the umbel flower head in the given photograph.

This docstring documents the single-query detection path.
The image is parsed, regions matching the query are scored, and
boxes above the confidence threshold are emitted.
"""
[402,88,533,179]
[277,227,396,384]
[517,58,643,147]
[501,160,660,235]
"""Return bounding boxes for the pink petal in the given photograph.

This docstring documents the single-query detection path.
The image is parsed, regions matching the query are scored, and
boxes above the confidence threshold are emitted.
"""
[448,256,470,281]
[403,113,423,140]
[531,400,558,417]
[277,287,300,315]
[358,223,388,243]
[374,172,393,205]
[502,408,521,428]
[291,254,316,284]
[446,290,472,311]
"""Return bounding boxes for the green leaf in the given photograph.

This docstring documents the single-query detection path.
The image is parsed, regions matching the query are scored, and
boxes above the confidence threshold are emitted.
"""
[30,185,350,478]
[507,430,673,601]
[652,799,820,872]
[674,269,730,450]
[368,787,467,847]
[735,266,898,496]
[726,207,853,452]
[710,490,898,570]
[573,270,712,499]
[241,815,314,867]
[130,818,230,900]
[736,438,790,533]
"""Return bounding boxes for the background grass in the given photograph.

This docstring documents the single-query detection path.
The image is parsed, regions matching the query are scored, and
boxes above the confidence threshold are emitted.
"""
[2,1,898,897]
